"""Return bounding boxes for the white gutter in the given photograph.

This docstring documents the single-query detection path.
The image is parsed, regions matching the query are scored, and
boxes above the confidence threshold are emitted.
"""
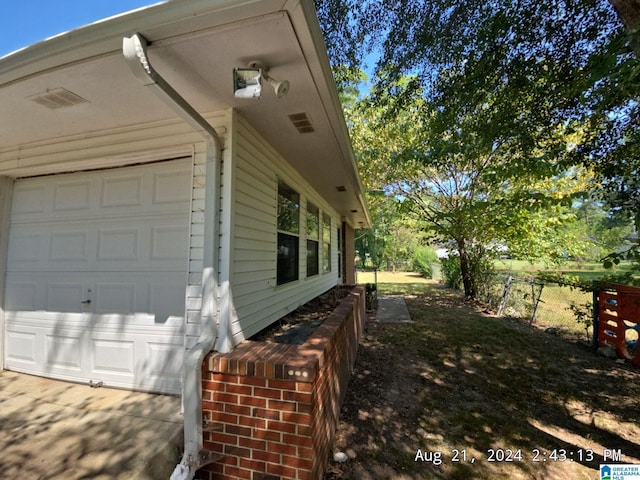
[122,33,221,480]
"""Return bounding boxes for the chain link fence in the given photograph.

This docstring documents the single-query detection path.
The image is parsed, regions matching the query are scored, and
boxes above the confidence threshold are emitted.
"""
[479,274,594,341]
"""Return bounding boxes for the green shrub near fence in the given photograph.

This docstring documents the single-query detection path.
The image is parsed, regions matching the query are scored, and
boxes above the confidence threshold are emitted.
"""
[412,246,438,279]
[537,284,592,335]
[441,257,462,289]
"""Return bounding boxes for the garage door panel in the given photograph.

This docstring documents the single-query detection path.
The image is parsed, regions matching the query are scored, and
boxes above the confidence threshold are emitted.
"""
[146,341,182,377]
[101,175,143,208]
[7,232,41,264]
[8,222,189,271]
[149,283,186,324]
[90,272,186,321]
[96,217,188,263]
[50,231,89,261]
[97,227,140,261]
[91,338,135,375]
[5,281,38,310]
[10,161,191,224]
[8,226,91,269]
[151,225,188,260]
[94,282,136,314]
[6,272,190,321]
[5,272,187,318]
[46,282,85,312]
[45,332,83,370]
[4,159,191,394]
[11,183,48,215]
[6,330,37,365]
[54,180,92,212]
[153,169,192,204]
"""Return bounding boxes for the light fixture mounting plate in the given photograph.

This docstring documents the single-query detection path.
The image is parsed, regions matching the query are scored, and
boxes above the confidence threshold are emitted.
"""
[247,60,268,72]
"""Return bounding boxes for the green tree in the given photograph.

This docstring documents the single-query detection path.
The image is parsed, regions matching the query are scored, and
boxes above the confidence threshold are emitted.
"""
[354,190,423,271]
[348,74,597,297]
[568,198,635,261]
[315,0,640,295]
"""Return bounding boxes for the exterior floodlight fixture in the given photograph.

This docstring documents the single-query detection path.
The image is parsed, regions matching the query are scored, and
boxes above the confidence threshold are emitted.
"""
[233,68,262,98]
[266,76,290,98]
[234,61,289,99]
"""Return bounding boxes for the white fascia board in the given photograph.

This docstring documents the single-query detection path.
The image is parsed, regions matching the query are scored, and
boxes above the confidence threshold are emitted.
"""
[0,0,275,87]
[295,1,371,228]
[0,2,167,61]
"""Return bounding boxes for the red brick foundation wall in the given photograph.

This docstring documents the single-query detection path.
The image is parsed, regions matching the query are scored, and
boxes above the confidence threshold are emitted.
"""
[196,285,365,480]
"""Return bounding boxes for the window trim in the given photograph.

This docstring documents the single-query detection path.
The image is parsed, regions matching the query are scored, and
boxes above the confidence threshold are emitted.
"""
[322,213,331,274]
[277,180,300,285]
[306,201,320,277]
[337,226,342,279]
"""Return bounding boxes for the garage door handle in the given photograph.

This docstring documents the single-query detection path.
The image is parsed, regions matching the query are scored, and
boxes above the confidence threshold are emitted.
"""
[81,299,92,304]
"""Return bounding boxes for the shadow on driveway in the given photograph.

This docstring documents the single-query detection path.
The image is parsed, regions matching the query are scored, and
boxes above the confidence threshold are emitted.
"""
[0,370,182,479]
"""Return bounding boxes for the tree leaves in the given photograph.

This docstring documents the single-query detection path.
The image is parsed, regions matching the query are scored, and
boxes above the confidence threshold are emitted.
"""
[315,0,640,293]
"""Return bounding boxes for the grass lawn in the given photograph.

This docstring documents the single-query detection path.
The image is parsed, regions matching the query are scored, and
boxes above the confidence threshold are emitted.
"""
[495,259,634,283]
[327,272,640,479]
[358,270,595,340]
[356,270,429,295]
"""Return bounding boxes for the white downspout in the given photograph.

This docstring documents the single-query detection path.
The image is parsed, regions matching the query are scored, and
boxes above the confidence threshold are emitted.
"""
[122,33,221,480]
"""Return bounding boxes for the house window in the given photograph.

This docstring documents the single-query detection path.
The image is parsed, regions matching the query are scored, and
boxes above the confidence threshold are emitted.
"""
[306,202,319,277]
[277,181,300,285]
[277,182,300,285]
[322,213,331,273]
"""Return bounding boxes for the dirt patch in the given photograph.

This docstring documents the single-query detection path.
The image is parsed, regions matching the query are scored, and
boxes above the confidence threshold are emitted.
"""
[326,277,640,479]
[249,285,353,344]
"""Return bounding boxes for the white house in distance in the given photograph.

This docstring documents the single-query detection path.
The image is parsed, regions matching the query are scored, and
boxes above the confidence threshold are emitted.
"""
[0,0,369,397]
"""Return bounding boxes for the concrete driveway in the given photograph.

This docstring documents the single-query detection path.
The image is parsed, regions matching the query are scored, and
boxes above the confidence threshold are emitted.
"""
[0,370,183,479]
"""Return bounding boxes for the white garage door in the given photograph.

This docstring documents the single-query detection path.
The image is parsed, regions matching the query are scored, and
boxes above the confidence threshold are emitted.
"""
[4,159,192,393]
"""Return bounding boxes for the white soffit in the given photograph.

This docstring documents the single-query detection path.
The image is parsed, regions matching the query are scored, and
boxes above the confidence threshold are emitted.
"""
[0,0,370,227]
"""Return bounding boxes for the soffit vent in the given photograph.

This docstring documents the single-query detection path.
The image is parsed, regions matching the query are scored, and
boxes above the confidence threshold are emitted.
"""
[288,112,315,133]
[28,88,89,110]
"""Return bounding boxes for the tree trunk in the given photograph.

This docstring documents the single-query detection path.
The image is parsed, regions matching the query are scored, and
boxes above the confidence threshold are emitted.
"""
[609,0,640,55]
[609,0,640,32]
[457,239,476,299]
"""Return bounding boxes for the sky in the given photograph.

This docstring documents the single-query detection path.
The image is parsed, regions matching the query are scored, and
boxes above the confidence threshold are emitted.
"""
[0,1,162,57]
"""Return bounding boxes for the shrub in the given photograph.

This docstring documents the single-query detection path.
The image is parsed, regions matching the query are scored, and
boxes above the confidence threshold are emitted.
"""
[569,301,594,343]
[412,246,439,278]
[441,256,462,289]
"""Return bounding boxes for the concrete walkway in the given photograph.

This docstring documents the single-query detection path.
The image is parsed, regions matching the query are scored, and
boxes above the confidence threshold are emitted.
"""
[376,295,412,323]
[0,370,183,479]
